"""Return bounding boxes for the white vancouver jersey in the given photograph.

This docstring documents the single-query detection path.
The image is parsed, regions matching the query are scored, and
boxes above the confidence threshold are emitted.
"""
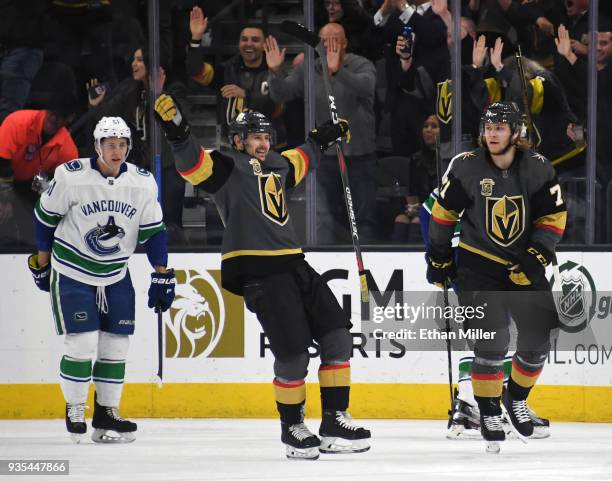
[35,158,164,286]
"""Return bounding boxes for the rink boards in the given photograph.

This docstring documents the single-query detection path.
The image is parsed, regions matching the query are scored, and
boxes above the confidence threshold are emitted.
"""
[1,251,612,421]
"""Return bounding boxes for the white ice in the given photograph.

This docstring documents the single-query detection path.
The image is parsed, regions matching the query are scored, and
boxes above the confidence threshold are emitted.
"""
[1,419,611,481]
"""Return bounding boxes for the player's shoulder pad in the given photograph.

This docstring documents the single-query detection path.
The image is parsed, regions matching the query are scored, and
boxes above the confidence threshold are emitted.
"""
[446,150,479,178]
[126,162,158,188]
[525,149,555,178]
[60,158,87,174]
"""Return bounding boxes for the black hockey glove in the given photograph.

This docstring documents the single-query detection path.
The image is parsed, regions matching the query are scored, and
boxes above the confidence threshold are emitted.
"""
[308,118,350,151]
[28,254,51,292]
[154,94,190,142]
[148,269,176,313]
[509,244,551,286]
[425,251,456,288]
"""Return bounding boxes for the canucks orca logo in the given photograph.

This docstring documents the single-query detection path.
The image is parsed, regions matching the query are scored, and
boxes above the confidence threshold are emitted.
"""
[85,216,125,256]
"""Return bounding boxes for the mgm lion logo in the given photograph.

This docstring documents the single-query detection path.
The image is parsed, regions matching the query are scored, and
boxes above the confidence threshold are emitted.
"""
[166,269,244,358]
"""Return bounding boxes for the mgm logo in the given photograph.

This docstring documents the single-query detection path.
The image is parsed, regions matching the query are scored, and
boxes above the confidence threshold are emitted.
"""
[166,269,244,358]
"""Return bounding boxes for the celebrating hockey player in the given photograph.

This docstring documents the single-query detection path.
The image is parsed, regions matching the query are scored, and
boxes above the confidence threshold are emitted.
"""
[154,94,371,460]
[426,102,566,452]
[28,117,176,443]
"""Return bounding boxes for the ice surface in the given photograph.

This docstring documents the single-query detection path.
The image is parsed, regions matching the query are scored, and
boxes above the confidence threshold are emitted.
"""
[0,419,610,481]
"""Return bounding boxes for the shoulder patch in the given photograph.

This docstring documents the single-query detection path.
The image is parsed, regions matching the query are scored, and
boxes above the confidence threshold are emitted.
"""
[136,166,151,177]
[64,160,83,172]
[461,150,477,160]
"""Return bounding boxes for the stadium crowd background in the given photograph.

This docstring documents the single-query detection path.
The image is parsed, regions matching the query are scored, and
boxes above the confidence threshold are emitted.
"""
[0,0,610,250]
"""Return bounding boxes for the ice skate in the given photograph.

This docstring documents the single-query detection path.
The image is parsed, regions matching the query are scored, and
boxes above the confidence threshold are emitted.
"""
[529,406,550,439]
[91,394,137,444]
[319,410,371,454]
[446,395,481,439]
[65,403,87,444]
[481,412,505,454]
[281,422,320,460]
[501,389,533,440]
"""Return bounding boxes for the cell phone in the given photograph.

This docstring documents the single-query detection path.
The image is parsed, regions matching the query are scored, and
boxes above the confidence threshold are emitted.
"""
[88,82,109,100]
[401,26,414,56]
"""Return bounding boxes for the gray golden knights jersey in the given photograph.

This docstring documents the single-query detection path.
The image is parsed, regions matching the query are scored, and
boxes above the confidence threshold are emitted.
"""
[429,148,567,276]
[168,134,321,294]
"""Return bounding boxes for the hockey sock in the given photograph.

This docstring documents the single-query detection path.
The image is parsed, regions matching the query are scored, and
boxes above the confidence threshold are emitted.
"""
[319,362,350,411]
[457,356,475,404]
[503,355,512,383]
[60,356,92,404]
[508,353,545,400]
[273,378,306,425]
[471,357,504,413]
[93,332,129,407]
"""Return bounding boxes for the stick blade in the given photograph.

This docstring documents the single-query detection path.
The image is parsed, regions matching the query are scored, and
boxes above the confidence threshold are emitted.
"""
[280,20,319,48]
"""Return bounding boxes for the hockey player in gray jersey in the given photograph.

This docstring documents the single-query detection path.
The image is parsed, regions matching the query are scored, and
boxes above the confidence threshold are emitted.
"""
[426,102,566,452]
[28,117,176,443]
[154,94,371,460]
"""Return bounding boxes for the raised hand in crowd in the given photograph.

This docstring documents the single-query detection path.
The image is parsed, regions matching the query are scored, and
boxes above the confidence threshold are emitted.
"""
[472,35,487,69]
[189,6,208,43]
[536,16,555,37]
[490,36,504,71]
[263,35,286,74]
[498,0,511,11]
[86,78,107,107]
[396,35,414,71]
[325,35,343,75]
[555,25,578,64]
[379,0,410,17]
[570,38,588,57]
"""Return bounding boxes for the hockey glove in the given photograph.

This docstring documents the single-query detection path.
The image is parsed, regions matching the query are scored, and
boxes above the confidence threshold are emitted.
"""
[425,251,456,288]
[509,244,551,286]
[154,94,190,142]
[148,269,176,313]
[308,118,350,151]
[28,254,51,292]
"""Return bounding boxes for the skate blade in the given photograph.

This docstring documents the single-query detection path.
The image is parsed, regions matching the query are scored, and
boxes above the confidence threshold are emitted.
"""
[530,426,551,439]
[69,433,86,444]
[91,428,135,444]
[446,424,482,440]
[485,441,501,454]
[500,406,528,444]
[285,445,319,460]
[319,437,370,454]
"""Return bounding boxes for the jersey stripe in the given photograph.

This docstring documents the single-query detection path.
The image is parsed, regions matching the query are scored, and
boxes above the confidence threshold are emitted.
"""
[53,242,126,275]
[35,200,63,227]
[138,222,165,243]
[179,147,214,185]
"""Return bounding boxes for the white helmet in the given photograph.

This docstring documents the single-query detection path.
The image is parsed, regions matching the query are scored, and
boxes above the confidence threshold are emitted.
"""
[94,116,132,165]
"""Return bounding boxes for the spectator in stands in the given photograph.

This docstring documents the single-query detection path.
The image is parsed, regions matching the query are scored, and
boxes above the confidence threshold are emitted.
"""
[184,6,215,91]
[555,23,612,184]
[391,114,439,242]
[0,97,77,247]
[266,23,378,244]
[371,0,449,156]
[186,7,287,148]
[0,1,48,124]
[315,0,376,59]
[87,46,188,244]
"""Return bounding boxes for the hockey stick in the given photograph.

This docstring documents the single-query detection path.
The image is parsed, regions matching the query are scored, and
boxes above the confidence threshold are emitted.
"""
[434,133,454,413]
[280,20,369,304]
[515,45,542,148]
[156,308,163,388]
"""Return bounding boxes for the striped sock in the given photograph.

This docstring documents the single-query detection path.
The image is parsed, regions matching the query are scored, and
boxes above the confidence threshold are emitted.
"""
[472,357,504,414]
[59,355,92,405]
[93,359,126,407]
[509,354,544,400]
[319,362,350,412]
[273,378,306,425]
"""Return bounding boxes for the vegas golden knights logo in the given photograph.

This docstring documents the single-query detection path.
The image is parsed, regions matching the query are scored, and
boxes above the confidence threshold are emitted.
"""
[166,269,244,358]
[258,173,289,225]
[437,80,453,125]
[485,195,525,246]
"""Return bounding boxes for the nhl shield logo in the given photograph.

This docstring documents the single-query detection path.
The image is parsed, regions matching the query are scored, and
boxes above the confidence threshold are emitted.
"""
[485,195,525,246]
[559,276,585,324]
[258,173,289,225]
[480,178,495,197]
[436,80,453,125]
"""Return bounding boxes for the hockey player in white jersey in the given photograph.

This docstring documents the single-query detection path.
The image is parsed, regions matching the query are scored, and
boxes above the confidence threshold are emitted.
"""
[28,117,176,443]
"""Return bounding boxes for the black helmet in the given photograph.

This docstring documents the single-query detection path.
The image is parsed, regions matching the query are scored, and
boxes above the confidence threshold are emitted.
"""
[228,110,276,146]
[480,101,523,134]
